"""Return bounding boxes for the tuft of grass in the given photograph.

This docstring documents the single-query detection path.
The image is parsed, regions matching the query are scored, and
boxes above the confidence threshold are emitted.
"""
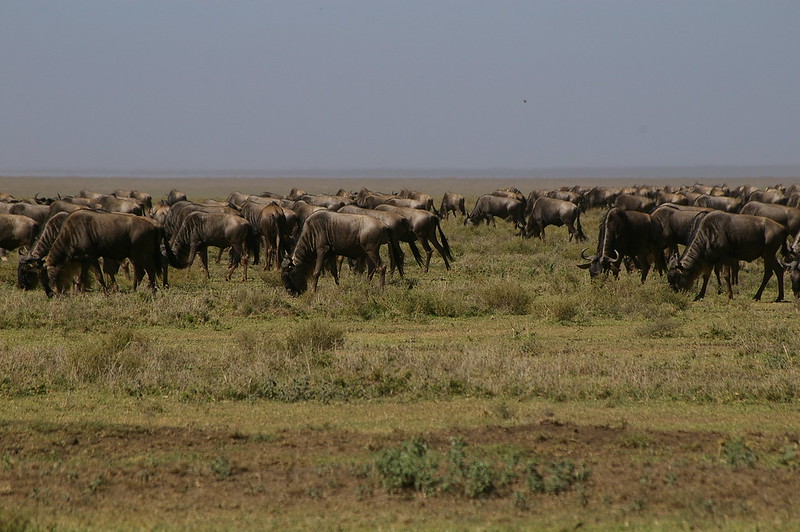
[721,437,758,468]
[477,281,530,315]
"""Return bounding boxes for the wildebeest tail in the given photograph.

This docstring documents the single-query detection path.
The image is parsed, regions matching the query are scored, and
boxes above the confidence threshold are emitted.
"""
[388,231,405,278]
[436,220,454,262]
[575,211,587,241]
[276,212,292,260]
[246,222,260,266]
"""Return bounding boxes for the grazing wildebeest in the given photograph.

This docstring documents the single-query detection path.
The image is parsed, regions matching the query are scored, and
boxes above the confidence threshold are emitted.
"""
[113,190,153,211]
[438,192,467,220]
[240,201,290,270]
[465,194,525,229]
[166,189,188,205]
[693,194,742,213]
[375,204,453,271]
[356,188,396,209]
[748,188,787,205]
[0,214,39,257]
[281,210,404,295]
[338,204,424,271]
[98,195,144,215]
[523,197,586,242]
[739,201,800,238]
[9,203,50,224]
[578,208,664,282]
[17,212,129,292]
[613,194,655,213]
[667,211,788,301]
[41,210,163,296]
[655,191,689,206]
[583,187,619,210]
[48,200,90,218]
[398,189,437,214]
[547,190,586,212]
[167,211,259,281]
[299,194,350,211]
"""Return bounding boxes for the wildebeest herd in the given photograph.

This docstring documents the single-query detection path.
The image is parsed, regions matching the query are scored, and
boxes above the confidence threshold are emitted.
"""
[1,182,800,301]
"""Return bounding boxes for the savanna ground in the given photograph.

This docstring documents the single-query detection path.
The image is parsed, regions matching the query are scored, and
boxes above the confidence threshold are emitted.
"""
[1,176,799,531]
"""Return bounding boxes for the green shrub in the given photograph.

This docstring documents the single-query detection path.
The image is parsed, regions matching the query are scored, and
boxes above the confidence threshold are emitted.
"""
[375,437,439,494]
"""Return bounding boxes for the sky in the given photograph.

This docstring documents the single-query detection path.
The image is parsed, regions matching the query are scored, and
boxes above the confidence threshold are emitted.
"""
[1,1,799,176]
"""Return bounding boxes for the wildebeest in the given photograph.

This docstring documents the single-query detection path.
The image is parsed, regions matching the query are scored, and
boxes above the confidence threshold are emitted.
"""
[547,190,586,212]
[523,197,586,242]
[578,208,664,282]
[9,203,50,224]
[693,194,742,213]
[240,201,290,270]
[167,211,259,281]
[438,192,467,220]
[465,194,525,229]
[583,187,619,210]
[613,194,655,213]
[375,204,453,271]
[739,201,800,237]
[41,210,163,296]
[398,189,437,214]
[281,210,404,295]
[667,211,788,301]
[114,190,153,211]
[166,189,188,205]
[0,214,39,256]
[299,194,350,211]
[98,195,144,216]
[355,188,396,209]
[48,200,90,218]
[338,204,424,270]
[16,212,128,292]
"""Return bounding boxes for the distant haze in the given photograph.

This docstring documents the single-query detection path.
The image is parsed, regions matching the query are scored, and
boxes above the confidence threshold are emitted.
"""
[1,1,799,178]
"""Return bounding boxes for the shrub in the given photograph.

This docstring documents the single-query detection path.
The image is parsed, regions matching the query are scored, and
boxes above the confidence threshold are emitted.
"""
[721,437,758,468]
[285,320,345,361]
[375,437,439,494]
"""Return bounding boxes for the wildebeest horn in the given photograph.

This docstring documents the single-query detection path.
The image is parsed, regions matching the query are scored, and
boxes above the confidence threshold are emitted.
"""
[610,249,620,262]
[781,257,798,268]
[580,248,592,261]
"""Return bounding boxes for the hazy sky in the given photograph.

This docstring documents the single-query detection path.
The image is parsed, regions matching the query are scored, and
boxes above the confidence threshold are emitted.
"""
[1,1,798,175]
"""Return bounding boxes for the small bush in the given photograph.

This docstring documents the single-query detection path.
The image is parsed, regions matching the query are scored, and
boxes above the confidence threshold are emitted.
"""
[375,437,439,494]
[721,437,758,468]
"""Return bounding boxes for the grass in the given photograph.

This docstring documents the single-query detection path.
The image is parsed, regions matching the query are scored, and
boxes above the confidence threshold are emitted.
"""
[1,177,799,529]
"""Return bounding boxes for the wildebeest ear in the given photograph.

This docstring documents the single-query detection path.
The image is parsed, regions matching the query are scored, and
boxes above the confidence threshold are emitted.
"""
[576,263,591,269]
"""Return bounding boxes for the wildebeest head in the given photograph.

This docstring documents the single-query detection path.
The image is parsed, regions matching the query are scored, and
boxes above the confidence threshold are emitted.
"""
[281,257,308,296]
[666,253,695,292]
[577,248,620,278]
[782,257,800,298]
[17,255,43,290]
[45,261,82,297]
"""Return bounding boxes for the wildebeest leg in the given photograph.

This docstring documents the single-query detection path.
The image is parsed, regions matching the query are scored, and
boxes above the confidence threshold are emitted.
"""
[723,266,734,299]
[87,257,108,295]
[263,236,272,270]
[327,255,340,285]
[420,238,434,272]
[639,255,651,283]
[215,247,226,264]
[695,268,711,300]
[240,245,249,281]
[754,256,783,302]
[428,232,451,270]
[490,215,496,227]
[199,248,210,279]
[311,250,329,292]
[365,251,385,289]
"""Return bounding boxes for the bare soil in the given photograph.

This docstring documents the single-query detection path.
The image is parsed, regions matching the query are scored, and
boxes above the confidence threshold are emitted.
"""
[2,416,798,530]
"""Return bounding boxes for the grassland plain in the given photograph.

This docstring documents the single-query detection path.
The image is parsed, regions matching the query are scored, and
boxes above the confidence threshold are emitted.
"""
[0,177,799,530]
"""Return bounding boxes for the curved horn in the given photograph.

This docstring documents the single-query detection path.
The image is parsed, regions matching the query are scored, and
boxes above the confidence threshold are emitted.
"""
[580,248,592,260]
[610,249,620,262]
[780,257,798,268]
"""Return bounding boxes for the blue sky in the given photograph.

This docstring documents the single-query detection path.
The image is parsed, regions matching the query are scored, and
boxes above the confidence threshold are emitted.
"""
[1,1,798,175]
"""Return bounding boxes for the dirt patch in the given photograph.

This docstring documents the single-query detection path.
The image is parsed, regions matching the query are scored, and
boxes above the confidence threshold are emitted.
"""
[1,417,798,529]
